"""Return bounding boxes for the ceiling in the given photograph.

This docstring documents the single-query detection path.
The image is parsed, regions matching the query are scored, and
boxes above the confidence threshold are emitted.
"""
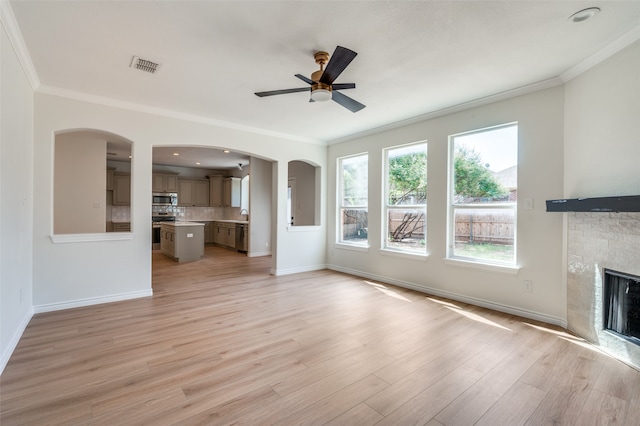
[9,1,640,166]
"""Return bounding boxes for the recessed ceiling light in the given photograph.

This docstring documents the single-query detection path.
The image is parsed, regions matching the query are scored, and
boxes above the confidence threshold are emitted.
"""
[223,150,230,154]
[195,162,201,165]
[173,152,179,156]
[569,7,600,23]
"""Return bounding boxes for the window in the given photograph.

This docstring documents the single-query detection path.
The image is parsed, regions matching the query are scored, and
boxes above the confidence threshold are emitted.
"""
[338,153,368,245]
[449,123,518,265]
[384,142,427,254]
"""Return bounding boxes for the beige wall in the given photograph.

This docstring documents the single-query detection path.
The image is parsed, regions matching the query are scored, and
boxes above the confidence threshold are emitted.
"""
[288,160,316,226]
[54,132,106,234]
[1,20,35,373]
[328,86,566,325]
[564,40,640,198]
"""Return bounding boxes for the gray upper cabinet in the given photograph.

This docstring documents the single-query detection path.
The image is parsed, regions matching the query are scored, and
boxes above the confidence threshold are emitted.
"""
[112,173,131,206]
[223,177,240,207]
[152,173,178,193]
[208,175,223,207]
[178,179,209,207]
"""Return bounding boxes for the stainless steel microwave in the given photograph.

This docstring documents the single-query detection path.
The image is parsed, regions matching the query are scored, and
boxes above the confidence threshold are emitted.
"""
[152,192,178,206]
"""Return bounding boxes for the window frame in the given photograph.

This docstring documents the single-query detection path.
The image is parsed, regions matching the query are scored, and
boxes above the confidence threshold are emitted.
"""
[382,141,428,257]
[447,123,518,268]
[337,152,369,248]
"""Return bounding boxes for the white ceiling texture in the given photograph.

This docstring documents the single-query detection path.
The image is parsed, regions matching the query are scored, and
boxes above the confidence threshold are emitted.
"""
[8,1,640,167]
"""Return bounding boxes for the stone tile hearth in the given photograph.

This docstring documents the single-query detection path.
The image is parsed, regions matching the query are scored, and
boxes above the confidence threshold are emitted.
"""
[567,212,640,369]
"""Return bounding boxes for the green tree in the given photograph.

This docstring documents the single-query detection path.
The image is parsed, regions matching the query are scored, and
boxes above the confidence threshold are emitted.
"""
[388,151,427,204]
[454,146,507,200]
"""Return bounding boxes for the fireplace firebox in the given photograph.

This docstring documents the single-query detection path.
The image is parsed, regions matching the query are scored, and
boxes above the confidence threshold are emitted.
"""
[603,269,640,345]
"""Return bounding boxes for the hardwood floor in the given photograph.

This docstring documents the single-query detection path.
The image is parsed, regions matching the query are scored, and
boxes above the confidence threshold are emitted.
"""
[2,245,640,425]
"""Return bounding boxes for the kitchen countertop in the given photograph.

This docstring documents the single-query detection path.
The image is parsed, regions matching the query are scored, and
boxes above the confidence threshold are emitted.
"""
[161,221,205,227]
[212,220,249,224]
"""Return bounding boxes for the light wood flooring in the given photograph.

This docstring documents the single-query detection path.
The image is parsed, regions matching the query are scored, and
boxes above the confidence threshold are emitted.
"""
[2,245,640,425]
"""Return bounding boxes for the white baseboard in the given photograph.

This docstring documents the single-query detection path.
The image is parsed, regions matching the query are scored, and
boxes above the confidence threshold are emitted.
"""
[33,289,153,314]
[271,264,327,276]
[1,307,34,376]
[328,264,567,328]
[247,250,271,258]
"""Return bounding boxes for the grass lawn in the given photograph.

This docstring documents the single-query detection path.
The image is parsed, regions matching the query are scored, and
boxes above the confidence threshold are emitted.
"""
[454,242,514,262]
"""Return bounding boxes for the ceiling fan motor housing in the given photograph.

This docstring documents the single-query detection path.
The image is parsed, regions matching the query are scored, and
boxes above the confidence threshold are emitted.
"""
[312,52,332,97]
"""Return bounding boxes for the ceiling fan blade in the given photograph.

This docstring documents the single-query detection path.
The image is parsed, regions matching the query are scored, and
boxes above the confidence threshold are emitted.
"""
[332,90,366,113]
[332,83,356,90]
[295,74,314,85]
[254,87,310,97]
[319,46,357,85]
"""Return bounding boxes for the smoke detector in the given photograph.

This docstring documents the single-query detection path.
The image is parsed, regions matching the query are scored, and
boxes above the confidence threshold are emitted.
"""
[130,56,161,74]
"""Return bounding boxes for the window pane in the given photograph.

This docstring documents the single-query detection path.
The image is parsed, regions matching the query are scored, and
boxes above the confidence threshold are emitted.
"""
[388,144,427,205]
[339,154,368,245]
[453,125,517,205]
[453,208,515,263]
[341,208,368,243]
[387,208,426,252]
[341,155,368,207]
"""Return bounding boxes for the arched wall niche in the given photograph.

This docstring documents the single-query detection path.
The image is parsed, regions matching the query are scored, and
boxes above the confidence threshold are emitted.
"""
[287,159,321,227]
[53,129,132,234]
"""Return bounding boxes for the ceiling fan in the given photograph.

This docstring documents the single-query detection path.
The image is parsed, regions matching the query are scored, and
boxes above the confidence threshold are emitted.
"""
[254,46,365,113]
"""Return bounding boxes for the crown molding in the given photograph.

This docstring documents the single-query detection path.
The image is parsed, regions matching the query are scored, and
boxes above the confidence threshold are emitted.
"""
[328,77,564,145]
[36,84,324,146]
[561,24,640,82]
[0,0,40,89]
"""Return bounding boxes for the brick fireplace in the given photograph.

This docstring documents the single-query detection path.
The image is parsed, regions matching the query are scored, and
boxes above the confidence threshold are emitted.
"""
[567,212,640,369]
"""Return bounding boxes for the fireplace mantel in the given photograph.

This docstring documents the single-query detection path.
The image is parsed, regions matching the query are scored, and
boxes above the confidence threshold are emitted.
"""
[546,195,640,212]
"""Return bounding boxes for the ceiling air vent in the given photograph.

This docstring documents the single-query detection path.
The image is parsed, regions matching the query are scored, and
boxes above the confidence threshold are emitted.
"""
[130,56,161,74]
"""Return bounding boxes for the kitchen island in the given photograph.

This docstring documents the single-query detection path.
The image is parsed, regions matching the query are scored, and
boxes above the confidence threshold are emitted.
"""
[160,221,204,262]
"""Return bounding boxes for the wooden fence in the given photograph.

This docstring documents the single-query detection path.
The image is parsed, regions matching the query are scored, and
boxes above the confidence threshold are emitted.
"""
[454,210,514,245]
[342,209,514,245]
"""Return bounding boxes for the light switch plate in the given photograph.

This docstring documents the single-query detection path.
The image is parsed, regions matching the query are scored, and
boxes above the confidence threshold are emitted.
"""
[523,198,534,210]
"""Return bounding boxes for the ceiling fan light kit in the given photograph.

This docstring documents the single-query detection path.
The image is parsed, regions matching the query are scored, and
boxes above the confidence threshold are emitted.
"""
[255,46,366,112]
[310,88,331,102]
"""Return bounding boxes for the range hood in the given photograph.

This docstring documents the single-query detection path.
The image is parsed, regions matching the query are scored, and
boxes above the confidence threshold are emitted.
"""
[546,195,640,212]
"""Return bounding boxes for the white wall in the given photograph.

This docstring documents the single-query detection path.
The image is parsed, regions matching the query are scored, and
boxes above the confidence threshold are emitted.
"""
[564,40,640,198]
[54,132,106,234]
[327,87,566,325]
[1,21,34,373]
[32,93,327,310]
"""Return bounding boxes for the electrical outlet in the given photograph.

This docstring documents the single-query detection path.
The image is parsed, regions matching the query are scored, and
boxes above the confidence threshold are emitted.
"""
[524,280,533,293]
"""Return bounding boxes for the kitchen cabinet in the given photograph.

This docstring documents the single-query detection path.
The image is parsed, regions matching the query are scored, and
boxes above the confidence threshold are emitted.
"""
[213,222,235,248]
[112,222,130,232]
[208,175,223,207]
[152,173,178,192]
[178,179,209,206]
[106,167,115,190]
[203,221,215,244]
[112,173,131,206]
[161,222,204,262]
[223,177,240,207]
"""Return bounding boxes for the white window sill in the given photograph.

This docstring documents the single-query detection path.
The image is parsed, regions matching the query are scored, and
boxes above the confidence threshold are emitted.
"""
[379,248,429,261]
[443,257,520,275]
[50,232,133,244]
[335,242,369,252]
